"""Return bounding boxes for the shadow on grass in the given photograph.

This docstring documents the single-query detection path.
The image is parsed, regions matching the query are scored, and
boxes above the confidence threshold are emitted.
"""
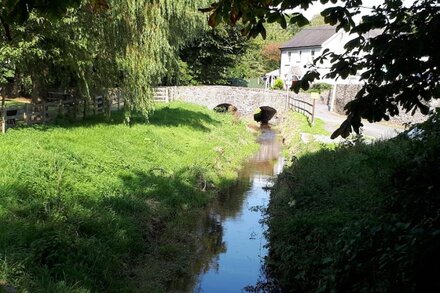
[7,105,220,133]
[0,165,238,292]
[260,133,440,293]
[148,107,219,132]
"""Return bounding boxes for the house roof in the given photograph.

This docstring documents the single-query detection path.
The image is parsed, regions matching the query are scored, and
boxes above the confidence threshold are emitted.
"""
[264,69,280,77]
[280,25,336,49]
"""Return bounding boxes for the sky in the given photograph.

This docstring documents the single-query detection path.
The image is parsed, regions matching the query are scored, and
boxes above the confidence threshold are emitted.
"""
[293,0,417,20]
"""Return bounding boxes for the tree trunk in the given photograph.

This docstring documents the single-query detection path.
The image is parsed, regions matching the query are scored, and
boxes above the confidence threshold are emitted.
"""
[1,15,12,130]
[77,67,91,119]
[31,73,42,104]
[11,70,21,97]
[0,16,12,42]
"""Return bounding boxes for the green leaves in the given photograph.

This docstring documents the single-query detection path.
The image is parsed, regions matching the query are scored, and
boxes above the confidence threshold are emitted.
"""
[0,0,83,24]
[289,13,310,27]
[292,70,320,93]
[330,114,363,139]
[178,24,248,85]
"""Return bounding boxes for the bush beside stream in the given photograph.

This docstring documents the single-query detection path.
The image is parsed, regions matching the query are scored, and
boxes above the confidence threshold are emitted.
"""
[267,112,440,292]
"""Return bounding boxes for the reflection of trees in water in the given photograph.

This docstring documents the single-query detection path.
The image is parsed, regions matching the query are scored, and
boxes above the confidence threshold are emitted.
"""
[169,210,226,292]
[216,179,252,219]
[200,212,225,274]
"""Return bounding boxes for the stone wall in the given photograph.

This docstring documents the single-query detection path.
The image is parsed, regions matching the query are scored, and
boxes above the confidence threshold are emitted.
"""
[330,84,439,125]
[161,86,311,117]
[331,84,363,114]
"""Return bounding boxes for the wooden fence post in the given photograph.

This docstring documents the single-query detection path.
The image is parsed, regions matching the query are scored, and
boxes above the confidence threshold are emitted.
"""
[311,98,316,125]
[1,109,6,134]
[43,101,47,124]
[24,104,29,124]
[59,99,63,117]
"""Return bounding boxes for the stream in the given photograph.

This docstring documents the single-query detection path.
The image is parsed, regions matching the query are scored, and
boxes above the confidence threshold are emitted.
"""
[171,128,284,292]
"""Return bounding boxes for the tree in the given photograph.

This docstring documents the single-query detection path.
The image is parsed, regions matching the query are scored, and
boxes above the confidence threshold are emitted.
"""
[104,0,208,121]
[176,25,248,85]
[203,0,440,138]
[0,0,209,121]
[0,0,82,25]
[229,21,295,79]
[262,42,282,70]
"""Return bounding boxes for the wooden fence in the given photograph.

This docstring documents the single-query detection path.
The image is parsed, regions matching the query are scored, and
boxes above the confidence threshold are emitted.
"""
[153,87,170,103]
[288,94,316,125]
[0,87,174,133]
[1,90,126,133]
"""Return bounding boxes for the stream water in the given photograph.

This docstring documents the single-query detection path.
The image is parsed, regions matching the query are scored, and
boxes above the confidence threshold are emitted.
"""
[171,128,284,292]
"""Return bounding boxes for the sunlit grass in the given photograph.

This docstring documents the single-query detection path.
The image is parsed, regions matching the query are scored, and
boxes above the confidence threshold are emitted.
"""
[0,101,258,291]
[3,99,27,108]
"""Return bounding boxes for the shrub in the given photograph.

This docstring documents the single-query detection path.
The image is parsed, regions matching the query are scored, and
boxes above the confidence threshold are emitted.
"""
[272,78,284,90]
[267,111,440,292]
[308,82,332,93]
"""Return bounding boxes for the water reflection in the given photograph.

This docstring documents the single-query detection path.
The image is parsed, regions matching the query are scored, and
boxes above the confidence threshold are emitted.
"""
[170,128,283,292]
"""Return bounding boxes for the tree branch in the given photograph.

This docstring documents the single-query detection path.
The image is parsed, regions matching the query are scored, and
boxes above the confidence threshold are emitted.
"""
[0,16,12,42]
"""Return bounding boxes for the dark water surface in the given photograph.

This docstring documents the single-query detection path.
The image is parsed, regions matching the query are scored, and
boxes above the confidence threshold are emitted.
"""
[171,129,284,292]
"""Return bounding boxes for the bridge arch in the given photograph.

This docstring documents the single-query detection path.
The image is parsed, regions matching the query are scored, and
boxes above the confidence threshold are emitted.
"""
[253,106,277,124]
[213,103,238,113]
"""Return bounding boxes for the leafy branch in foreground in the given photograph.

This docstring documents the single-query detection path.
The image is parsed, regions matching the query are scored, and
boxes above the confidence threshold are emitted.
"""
[203,0,440,138]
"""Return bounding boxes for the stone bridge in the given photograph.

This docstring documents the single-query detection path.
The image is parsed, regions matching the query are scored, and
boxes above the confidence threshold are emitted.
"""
[161,86,312,119]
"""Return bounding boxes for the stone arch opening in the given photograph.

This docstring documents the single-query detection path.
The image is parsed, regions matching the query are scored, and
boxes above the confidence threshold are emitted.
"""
[213,103,238,113]
[253,106,277,124]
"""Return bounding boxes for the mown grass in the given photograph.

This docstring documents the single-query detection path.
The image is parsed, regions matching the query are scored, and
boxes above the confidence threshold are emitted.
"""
[0,101,258,292]
[278,111,331,158]
[267,112,440,292]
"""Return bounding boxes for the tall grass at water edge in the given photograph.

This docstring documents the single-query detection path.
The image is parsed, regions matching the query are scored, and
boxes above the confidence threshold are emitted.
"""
[267,111,440,292]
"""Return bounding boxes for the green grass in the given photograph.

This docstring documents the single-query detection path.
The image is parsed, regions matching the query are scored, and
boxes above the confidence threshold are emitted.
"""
[0,101,258,292]
[277,111,331,158]
[292,112,328,136]
[3,99,27,108]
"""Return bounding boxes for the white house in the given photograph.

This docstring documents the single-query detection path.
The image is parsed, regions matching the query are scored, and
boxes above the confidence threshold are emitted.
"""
[279,25,358,88]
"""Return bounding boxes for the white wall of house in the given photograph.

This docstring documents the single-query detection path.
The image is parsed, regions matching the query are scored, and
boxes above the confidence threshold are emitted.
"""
[280,30,361,87]
[280,47,322,85]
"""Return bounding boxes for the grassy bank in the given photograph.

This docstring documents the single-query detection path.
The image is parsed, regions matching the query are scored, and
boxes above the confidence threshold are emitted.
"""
[278,111,330,157]
[267,112,440,292]
[0,101,258,292]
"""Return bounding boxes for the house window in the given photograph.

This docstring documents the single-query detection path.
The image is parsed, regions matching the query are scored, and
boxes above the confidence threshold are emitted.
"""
[288,52,291,64]
[297,50,302,63]
[311,50,315,58]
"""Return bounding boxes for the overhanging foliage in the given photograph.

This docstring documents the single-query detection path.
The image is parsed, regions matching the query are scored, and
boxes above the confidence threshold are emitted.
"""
[204,0,440,138]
